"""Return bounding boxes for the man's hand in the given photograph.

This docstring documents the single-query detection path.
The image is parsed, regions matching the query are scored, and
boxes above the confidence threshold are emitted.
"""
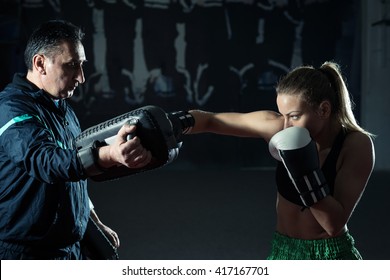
[98,124,152,169]
[96,222,120,248]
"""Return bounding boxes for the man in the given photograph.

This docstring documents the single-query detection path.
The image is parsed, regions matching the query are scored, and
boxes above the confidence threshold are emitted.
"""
[0,20,152,259]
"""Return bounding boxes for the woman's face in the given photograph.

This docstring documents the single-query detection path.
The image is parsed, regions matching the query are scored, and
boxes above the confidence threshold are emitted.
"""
[276,93,324,137]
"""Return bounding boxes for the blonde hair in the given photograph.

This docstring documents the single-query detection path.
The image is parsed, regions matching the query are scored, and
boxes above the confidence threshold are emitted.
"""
[276,61,373,136]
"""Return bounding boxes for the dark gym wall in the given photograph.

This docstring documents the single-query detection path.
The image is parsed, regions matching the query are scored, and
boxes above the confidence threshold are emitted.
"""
[0,0,360,169]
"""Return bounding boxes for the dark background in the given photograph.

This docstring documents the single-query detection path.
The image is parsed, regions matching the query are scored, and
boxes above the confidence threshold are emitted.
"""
[1,0,389,260]
[0,0,361,170]
[88,165,390,260]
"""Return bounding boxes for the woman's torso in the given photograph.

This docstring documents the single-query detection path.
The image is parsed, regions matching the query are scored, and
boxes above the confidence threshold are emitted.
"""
[275,128,348,239]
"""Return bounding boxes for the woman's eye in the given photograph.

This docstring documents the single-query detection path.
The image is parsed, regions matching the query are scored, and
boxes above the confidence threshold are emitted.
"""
[291,115,300,120]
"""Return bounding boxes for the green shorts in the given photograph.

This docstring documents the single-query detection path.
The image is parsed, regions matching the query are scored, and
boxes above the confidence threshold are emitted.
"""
[267,231,362,260]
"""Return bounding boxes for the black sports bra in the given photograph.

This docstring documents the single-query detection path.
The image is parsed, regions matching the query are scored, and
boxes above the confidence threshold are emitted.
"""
[275,128,347,207]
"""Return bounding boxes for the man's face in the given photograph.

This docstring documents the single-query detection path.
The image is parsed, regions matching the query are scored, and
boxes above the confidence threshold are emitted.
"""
[40,41,86,99]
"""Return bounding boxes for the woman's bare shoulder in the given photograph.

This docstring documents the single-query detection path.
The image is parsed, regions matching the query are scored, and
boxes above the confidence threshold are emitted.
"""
[340,130,375,171]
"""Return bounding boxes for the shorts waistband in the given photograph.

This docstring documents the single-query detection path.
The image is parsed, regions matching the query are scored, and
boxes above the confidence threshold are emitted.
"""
[267,231,362,260]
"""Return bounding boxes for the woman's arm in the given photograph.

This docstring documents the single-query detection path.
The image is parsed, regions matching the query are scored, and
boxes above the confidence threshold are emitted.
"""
[309,132,375,236]
[188,110,284,142]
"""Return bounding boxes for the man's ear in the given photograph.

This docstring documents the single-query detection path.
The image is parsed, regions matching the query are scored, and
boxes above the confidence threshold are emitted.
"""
[318,100,331,119]
[33,54,46,75]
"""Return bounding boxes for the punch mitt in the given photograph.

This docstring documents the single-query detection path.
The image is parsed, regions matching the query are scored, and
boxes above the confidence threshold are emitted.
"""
[76,105,180,181]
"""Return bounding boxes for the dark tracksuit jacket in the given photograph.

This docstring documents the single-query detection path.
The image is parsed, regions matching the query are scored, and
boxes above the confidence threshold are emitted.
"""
[0,73,89,257]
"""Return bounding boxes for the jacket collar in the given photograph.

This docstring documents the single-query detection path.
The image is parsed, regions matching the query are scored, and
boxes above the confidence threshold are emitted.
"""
[10,73,66,112]
[12,73,41,92]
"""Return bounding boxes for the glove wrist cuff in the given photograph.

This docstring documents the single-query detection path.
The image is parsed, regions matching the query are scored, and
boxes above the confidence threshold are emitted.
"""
[299,184,330,207]
[169,111,195,134]
[291,169,330,207]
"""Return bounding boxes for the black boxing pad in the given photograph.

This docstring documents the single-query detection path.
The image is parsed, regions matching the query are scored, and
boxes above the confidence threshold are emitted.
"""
[76,105,180,181]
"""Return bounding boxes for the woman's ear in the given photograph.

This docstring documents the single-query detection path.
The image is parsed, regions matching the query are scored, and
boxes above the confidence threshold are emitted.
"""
[318,100,331,119]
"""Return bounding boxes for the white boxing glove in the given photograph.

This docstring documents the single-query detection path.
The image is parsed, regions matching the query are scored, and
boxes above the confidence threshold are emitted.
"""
[268,126,312,161]
[268,126,330,207]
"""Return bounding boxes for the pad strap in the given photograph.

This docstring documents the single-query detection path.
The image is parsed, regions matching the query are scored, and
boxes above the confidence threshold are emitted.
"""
[77,141,105,177]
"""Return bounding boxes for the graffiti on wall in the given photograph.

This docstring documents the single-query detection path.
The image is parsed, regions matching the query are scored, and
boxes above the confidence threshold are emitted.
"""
[0,0,358,167]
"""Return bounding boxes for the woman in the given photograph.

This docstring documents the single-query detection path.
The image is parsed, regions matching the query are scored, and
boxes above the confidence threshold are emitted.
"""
[173,61,375,259]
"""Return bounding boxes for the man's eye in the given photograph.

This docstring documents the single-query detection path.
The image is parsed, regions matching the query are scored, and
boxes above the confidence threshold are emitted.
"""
[68,62,79,68]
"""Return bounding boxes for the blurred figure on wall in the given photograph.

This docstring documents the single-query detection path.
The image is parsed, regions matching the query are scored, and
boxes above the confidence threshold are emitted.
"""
[182,0,230,111]
[300,0,344,67]
[141,0,186,111]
